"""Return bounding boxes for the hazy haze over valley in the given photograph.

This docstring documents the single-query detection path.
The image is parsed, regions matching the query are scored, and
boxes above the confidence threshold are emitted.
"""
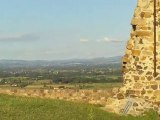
[0,0,137,60]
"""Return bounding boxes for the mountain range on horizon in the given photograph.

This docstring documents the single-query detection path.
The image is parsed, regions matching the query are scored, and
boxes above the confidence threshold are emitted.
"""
[0,56,122,68]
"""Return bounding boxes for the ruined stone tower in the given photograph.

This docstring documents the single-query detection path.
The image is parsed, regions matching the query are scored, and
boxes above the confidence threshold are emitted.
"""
[105,0,160,115]
[120,0,160,101]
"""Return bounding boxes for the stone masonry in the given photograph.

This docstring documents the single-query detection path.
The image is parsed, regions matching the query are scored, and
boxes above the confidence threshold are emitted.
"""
[105,0,160,116]
[0,88,115,106]
[121,0,160,101]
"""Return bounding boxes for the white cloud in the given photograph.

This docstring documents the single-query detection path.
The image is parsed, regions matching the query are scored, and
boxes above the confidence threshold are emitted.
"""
[0,34,39,42]
[104,37,112,42]
[97,37,124,43]
[80,38,89,43]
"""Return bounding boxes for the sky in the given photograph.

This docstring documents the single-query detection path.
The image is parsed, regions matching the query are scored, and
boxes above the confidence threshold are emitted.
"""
[0,0,137,60]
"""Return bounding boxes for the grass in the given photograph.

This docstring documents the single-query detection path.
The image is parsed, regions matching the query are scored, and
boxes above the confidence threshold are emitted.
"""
[0,94,159,120]
[0,83,122,90]
[24,83,123,89]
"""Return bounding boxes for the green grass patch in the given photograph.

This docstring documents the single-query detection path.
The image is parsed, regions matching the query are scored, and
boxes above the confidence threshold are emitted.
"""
[0,94,159,120]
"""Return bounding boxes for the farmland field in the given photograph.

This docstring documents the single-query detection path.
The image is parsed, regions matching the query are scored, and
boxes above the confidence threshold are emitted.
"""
[0,83,122,90]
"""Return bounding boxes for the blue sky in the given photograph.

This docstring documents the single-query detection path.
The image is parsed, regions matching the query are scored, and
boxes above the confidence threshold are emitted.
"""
[0,0,137,60]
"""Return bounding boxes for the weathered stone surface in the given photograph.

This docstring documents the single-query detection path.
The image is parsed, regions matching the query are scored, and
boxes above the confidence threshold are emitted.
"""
[151,85,158,90]
[135,30,152,36]
[133,83,143,89]
[115,0,160,116]
[117,93,124,100]
[133,102,138,107]
[122,0,160,98]
[127,44,133,50]
[131,18,147,26]
[132,50,141,56]
[126,90,136,96]
[140,11,152,18]
[123,56,129,62]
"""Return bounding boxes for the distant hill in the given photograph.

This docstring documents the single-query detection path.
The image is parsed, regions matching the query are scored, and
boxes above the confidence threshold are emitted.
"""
[0,56,122,68]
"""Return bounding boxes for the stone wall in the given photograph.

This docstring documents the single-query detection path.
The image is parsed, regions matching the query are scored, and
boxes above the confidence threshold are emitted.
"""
[0,88,115,106]
[121,0,160,101]
[105,0,160,116]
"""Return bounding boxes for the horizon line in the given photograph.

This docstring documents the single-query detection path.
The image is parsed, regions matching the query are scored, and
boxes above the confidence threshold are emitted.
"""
[0,56,123,61]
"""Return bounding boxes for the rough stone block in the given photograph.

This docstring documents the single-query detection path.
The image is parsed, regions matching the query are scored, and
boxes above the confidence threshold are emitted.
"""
[135,30,152,37]
[140,11,152,18]
[117,93,125,100]
[131,18,147,26]
[132,50,141,56]
[151,85,158,90]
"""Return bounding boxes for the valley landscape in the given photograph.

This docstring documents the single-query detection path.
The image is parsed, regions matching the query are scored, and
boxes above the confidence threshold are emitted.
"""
[0,57,124,119]
[0,57,159,120]
[1,0,159,119]
[0,56,122,89]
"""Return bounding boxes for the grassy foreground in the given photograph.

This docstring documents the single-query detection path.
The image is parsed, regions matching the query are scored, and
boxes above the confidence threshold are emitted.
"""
[0,94,159,120]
